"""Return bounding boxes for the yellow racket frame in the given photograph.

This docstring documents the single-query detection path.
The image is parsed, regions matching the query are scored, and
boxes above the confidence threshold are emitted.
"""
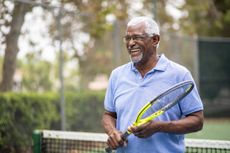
[133,101,164,127]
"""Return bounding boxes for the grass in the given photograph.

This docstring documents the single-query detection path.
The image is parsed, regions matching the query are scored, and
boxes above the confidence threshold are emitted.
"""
[186,118,230,140]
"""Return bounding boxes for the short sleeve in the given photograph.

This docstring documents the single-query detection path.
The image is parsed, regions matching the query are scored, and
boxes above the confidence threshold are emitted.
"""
[104,71,116,112]
[179,72,204,116]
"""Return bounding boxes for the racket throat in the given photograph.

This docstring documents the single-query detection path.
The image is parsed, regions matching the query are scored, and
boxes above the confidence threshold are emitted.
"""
[134,110,164,126]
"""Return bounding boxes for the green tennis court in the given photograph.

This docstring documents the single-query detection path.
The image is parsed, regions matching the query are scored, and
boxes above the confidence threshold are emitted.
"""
[186,118,230,140]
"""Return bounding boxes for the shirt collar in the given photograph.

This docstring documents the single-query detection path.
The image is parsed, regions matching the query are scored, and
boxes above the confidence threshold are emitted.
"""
[130,54,169,72]
[154,54,169,72]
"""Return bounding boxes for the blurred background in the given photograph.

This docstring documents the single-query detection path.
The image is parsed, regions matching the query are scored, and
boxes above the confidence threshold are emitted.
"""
[0,0,229,153]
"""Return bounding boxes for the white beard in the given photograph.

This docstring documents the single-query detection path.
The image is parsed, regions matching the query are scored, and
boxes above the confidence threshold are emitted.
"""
[130,52,143,63]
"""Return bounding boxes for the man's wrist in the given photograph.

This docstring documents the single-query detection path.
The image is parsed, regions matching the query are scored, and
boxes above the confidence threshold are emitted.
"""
[107,128,117,136]
[154,121,172,133]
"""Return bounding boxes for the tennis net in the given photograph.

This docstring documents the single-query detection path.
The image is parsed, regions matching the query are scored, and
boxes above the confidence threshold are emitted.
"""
[33,130,230,153]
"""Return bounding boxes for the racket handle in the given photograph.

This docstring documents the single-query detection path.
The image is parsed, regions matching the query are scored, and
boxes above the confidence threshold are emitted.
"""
[122,131,131,140]
[105,147,113,153]
[105,131,131,152]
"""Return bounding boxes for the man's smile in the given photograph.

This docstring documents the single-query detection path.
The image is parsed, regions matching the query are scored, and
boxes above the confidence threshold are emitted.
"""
[129,48,141,56]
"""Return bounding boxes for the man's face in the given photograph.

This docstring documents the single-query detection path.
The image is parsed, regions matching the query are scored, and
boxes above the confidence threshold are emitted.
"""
[125,22,153,64]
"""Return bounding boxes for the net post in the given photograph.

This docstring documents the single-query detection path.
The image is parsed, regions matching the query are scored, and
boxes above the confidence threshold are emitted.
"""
[32,130,42,153]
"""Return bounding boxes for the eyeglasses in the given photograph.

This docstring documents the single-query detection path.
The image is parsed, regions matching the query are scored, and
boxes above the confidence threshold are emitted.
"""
[123,34,153,43]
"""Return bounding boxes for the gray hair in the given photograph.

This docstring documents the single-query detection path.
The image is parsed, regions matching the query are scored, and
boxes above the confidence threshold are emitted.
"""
[127,16,160,36]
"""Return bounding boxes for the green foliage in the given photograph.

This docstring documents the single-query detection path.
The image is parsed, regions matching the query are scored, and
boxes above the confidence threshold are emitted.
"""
[0,92,59,152]
[179,0,230,37]
[19,53,53,92]
[61,0,128,38]
[0,91,105,152]
[0,0,11,35]
[65,91,105,132]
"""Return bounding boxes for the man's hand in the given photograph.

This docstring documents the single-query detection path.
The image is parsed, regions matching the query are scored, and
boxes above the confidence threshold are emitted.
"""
[128,121,161,138]
[107,129,127,149]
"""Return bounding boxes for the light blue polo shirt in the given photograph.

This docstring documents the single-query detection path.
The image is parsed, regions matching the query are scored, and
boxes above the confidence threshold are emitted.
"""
[104,54,203,153]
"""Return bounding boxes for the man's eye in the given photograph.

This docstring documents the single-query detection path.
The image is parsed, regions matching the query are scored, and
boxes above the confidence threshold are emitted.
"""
[134,36,142,40]
[126,37,131,41]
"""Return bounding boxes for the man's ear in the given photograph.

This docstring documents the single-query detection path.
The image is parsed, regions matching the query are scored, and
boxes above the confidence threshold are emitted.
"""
[152,35,160,47]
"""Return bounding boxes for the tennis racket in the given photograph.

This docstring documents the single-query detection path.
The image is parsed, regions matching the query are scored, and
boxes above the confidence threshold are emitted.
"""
[105,80,194,153]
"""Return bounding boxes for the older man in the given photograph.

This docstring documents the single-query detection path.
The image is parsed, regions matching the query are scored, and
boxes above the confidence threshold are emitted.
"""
[102,16,203,153]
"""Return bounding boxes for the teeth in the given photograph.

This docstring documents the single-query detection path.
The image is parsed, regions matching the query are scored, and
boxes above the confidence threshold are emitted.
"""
[131,49,140,52]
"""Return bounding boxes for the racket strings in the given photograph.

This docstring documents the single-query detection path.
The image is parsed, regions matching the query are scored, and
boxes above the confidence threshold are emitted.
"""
[141,84,192,120]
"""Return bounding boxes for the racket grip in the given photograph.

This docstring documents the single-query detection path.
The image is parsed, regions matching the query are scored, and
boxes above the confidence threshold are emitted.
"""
[105,131,130,153]
[122,131,130,140]
[105,147,113,153]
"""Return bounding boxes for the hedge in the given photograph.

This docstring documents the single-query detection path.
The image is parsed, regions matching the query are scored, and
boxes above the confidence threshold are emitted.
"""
[0,91,105,153]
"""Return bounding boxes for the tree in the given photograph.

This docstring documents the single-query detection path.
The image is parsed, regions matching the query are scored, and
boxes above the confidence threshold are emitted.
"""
[0,1,32,92]
[19,52,53,92]
[61,0,175,89]
[49,0,130,89]
[178,0,230,37]
[0,0,176,91]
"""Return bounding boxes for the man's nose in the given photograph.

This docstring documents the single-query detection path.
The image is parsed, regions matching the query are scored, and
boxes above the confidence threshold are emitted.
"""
[128,38,136,47]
